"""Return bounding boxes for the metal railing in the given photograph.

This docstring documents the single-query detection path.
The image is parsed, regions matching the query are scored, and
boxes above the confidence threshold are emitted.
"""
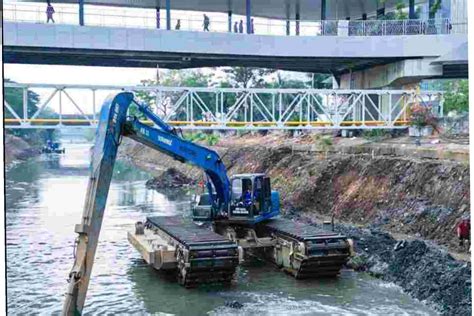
[348,18,451,36]
[3,3,464,36]
[4,82,443,130]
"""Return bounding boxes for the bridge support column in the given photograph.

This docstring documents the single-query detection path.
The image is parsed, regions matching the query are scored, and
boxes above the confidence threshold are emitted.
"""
[228,11,232,32]
[286,3,290,35]
[321,0,326,20]
[156,7,160,29]
[79,0,84,26]
[246,0,251,34]
[409,0,416,19]
[295,2,300,35]
[166,0,171,30]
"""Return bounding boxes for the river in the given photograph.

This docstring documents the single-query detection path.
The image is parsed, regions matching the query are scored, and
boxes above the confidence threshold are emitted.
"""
[5,142,438,315]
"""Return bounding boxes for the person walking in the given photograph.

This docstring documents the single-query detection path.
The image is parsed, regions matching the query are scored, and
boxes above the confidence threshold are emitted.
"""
[46,1,55,23]
[203,14,210,31]
[233,21,238,33]
[238,20,243,33]
[250,18,255,34]
[175,19,181,30]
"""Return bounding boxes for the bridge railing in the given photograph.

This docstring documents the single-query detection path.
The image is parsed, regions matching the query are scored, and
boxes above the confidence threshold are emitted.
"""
[3,3,462,36]
[4,82,444,130]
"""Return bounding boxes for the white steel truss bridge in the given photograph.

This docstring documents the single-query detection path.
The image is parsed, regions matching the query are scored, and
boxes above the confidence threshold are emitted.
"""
[4,82,443,130]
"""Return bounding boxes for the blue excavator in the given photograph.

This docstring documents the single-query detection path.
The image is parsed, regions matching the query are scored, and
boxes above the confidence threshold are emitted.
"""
[62,92,352,315]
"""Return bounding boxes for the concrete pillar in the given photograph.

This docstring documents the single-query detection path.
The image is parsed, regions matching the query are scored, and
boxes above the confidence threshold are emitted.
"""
[409,0,416,19]
[156,7,160,29]
[321,0,327,20]
[428,0,436,19]
[166,0,171,30]
[228,11,232,32]
[295,1,300,35]
[79,0,84,26]
[246,0,251,34]
[286,2,290,35]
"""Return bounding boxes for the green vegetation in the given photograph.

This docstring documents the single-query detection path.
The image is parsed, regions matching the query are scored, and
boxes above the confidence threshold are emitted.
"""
[312,134,333,151]
[183,132,220,146]
[430,0,442,16]
[394,1,408,20]
[362,129,390,141]
[443,80,469,114]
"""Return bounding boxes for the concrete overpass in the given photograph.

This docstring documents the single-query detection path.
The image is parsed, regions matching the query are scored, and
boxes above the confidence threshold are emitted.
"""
[3,21,467,77]
[4,0,468,87]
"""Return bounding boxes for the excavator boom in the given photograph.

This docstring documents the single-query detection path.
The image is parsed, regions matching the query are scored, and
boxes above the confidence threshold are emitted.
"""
[62,91,351,314]
[62,92,231,314]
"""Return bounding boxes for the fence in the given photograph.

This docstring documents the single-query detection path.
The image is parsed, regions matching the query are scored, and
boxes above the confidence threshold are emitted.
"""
[3,3,463,37]
[4,82,444,130]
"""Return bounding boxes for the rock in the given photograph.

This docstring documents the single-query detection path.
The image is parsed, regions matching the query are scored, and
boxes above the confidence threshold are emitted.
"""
[225,301,244,309]
[394,240,407,251]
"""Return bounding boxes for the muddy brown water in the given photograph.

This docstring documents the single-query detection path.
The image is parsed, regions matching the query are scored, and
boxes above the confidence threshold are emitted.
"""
[6,142,439,315]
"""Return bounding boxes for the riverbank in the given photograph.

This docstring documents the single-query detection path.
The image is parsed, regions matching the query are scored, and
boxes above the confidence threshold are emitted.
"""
[4,133,40,166]
[118,132,471,315]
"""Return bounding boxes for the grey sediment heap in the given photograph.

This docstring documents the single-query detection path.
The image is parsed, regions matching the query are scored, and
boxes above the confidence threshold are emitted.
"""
[301,219,471,316]
[145,167,196,189]
[119,135,471,315]
[4,134,40,165]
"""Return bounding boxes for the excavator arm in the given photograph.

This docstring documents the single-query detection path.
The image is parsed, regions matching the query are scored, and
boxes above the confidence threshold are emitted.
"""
[62,92,231,315]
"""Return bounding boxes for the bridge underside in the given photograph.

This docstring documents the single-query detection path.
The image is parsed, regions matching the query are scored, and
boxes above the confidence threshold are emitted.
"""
[3,46,404,74]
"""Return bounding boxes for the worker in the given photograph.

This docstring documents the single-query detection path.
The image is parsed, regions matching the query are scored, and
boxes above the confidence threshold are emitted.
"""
[203,14,210,31]
[46,1,55,23]
[242,189,252,208]
[457,218,470,248]
[238,20,244,33]
[175,19,181,30]
[233,21,238,33]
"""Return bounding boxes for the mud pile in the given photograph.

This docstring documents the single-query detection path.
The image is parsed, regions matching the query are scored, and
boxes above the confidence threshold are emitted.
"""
[301,218,472,316]
[5,134,39,165]
[145,167,195,189]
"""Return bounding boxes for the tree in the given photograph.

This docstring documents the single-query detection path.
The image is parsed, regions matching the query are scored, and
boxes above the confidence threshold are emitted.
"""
[134,70,213,121]
[306,73,332,89]
[429,0,442,17]
[443,80,468,114]
[394,1,409,20]
[223,67,276,88]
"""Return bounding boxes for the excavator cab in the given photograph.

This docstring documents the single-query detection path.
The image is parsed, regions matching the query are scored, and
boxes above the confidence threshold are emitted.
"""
[228,174,280,224]
[192,173,280,224]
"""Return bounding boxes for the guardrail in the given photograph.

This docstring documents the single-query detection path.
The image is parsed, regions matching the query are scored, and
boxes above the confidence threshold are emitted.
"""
[3,3,464,36]
[4,82,443,130]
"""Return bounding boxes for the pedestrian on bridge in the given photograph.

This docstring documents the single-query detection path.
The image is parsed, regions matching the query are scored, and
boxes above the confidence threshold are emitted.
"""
[203,14,210,31]
[238,20,244,33]
[175,19,181,30]
[46,1,55,23]
[250,18,255,34]
[234,21,238,33]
